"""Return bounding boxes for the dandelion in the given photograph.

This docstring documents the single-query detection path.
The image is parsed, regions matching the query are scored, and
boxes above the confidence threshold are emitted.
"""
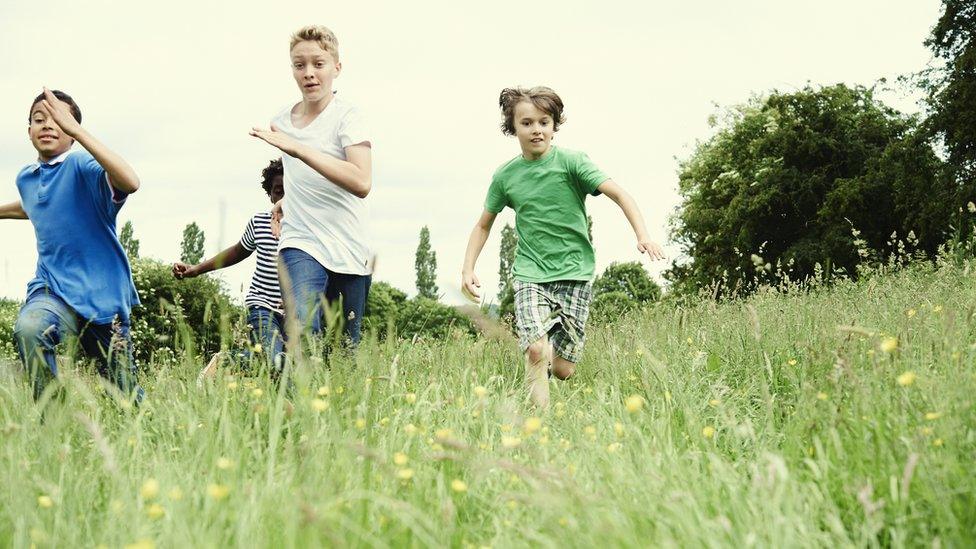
[880,337,898,354]
[896,371,916,387]
[226,381,238,390]
[251,388,263,398]
[396,468,414,480]
[664,391,672,403]
[523,417,542,435]
[906,309,916,318]
[335,386,345,394]
[501,436,522,448]
[933,438,944,447]
[787,359,797,366]
[614,422,625,437]
[708,398,720,407]
[355,418,367,430]
[625,395,644,413]
[702,426,716,439]
[921,426,934,436]
[252,343,263,354]
[145,504,165,519]
[207,484,230,501]
[37,495,53,508]
[405,393,417,404]
[816,392,828,401]
[167,488,183,501]
[404,423,419,436]
[583,426,597,438]
[933,305,943,313]
[507,499,518,510]
[451,479,468,493]
[379,417,390,426]
[316,385,330,396]
[434,428,452,440]
[473,386,488,398]
[140,478,160,500]
[924,412,943,421]
[393,452,409,466]
[216,457,234,470]
[311,398,328,412]
[606,442,622,453]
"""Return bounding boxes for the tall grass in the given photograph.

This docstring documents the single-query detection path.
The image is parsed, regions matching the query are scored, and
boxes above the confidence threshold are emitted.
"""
[1,260,974,547]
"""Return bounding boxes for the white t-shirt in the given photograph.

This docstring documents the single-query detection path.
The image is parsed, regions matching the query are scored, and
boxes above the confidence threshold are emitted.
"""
[271,95,373,275]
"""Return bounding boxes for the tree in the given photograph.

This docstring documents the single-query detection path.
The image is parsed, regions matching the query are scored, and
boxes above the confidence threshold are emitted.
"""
[923,1,976,186]
[364,281,408,337]
[180,222,206,265]
[497,223,517,321]
[666,84,953,296]
[414,225,439,299]
[119,221,140,259]
[593,261,661,303]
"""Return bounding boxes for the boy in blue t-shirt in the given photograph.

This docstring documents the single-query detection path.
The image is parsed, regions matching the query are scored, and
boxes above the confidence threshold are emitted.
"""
[0,89,144,402]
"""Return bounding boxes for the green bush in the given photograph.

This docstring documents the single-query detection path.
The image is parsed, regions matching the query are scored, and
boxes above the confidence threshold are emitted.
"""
[0,298,20,360]
[364,281,408,338]
[130,258,242,364]
[395,297,478,341]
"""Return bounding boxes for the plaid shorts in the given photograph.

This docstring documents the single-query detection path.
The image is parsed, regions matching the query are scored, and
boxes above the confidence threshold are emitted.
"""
[513,279,593,364]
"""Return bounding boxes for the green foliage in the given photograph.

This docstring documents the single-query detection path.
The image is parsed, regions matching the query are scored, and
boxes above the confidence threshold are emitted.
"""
[588,290,636,324]
[414,226,439,299]
[395,297,477,341]
[364,281,408,337]
[129,257,241,364]
[497,223,517,323]
[180,222,206,265]
[667,84,956,296]
[590,262,660,324]
[119,221,139,259]
[923,0,976,185]
[0,298,19,360]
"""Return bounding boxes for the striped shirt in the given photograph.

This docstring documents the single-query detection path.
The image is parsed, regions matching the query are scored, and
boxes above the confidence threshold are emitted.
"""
[240,211,282,313]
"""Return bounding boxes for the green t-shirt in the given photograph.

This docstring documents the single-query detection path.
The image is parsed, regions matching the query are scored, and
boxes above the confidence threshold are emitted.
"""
[485,146,608,283]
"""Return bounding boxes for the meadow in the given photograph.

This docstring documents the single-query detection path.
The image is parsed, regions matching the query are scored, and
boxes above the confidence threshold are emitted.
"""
[1,258,974,548]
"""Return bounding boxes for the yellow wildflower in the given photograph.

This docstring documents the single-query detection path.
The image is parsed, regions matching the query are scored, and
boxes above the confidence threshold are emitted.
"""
[906,309,916,318]
[145,504,165,519]
[167,488,183,501]
[434,428,452,440]
[207,484,230,501]
[624,395,644,413]
[251,388,263,397]
[37,495,53,508]
[405,393,417,404]
[501,436,522,448]
[708,398,720,407]
[396,468,414,480]
[523,417,542,435]
[933,438,944,447]
[252,343,263,354]
[473,385,488,398]
[140,478,160,500]
[606,442,622,453]
[702,426,716,439]
[451,479,467,493]
[316,385,330,396]
[614,422,625,438]
[787,359,797,366]
[226,381,238,390]
[583,426,597,438]
[880,337,898,353]
[216,457,234,470]
[816,392,828,401]
[924,412,942,421]
[393,452,408,466]
[355,418,367,430]
[311,398,328,412]
[896,371,916,387]
[404,423,418,436]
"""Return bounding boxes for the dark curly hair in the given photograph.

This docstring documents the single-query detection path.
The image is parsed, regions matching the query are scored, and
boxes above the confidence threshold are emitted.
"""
[29,90,82,124]
[498,86,565,136]
[261,158,283,195]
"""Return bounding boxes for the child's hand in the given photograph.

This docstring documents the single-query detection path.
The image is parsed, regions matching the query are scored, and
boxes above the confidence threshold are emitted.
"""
[637,239,666,261]
[270,200,283,239]
[172,262,196,280]
[461,271,482,301]
[37,87,83,137]
[250,124,298,156]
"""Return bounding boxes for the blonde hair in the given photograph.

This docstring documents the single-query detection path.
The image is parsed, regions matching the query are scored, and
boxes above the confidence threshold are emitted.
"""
[498,86,565,136]
[290,25,340,61]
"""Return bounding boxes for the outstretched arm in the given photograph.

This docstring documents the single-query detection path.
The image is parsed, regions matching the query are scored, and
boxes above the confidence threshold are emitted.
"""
[173,242,253,279]
[597,179,665,260]
[461,209,498,299]
[250,126,372,198]
[0,201,28,220]
[36,88,140,194]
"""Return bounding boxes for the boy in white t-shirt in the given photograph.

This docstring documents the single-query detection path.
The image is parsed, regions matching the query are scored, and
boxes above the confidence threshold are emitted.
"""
[250,25,372,348]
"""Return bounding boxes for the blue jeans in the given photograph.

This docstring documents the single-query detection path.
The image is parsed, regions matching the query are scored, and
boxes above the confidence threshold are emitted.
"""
[279,248,371,345]
[241,305,285,371]
[14,288,144,403]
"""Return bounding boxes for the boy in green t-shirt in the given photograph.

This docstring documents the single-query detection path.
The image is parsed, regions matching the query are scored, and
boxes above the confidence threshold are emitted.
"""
[461,86,665,408]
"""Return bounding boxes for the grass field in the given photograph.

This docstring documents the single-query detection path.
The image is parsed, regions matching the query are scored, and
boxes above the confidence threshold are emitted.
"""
[1,260,975,548]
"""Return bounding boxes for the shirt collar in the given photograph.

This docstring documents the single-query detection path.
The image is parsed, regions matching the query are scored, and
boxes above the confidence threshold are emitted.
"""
[28,148,74,173]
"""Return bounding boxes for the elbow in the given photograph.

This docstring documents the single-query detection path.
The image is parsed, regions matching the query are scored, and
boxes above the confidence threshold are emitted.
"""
[127,177,141,194]
[354,179,372,199]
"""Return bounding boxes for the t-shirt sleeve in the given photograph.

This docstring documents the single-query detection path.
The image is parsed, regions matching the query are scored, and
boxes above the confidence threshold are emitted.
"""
[484,175,509,213]
[240,217,257,252]
[572,152,609,197]
[78,152,127,213]
[338,107,371,149]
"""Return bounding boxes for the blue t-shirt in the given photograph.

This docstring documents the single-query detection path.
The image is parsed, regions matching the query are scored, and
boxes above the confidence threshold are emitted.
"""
[17,149,140,324]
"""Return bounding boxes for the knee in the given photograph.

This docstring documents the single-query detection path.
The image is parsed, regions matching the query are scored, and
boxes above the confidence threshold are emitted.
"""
[525,340,549,364]
[552,361,575,380]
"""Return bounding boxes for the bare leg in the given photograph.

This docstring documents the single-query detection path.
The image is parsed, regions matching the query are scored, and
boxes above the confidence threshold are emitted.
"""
[552,354,576,380]
[524,337,550,408]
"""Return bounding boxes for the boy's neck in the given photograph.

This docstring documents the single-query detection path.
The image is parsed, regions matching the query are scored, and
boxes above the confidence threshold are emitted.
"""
[300,90,335,117]
[521,143,553,161]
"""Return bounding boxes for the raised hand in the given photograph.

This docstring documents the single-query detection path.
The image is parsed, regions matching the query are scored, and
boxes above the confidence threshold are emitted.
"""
[637,239,666,261]
[249,124,299,156]
[172,262,197,280]
[37,87,83,137]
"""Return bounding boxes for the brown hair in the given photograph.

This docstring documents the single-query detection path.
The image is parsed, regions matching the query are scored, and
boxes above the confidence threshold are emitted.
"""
[29,90,81,124]
[498,86,565,136]
[290,25,340,61]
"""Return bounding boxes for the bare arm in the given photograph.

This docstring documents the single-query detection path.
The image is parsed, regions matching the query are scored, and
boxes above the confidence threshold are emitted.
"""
[250,126,372,198]
[37,88,140,194]
[173,242,253,279]
[0,201,28,220]
[597,179,665,260]
[460,209,498,298]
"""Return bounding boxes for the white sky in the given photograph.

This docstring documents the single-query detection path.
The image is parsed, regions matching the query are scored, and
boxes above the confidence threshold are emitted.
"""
[0,0,941,306]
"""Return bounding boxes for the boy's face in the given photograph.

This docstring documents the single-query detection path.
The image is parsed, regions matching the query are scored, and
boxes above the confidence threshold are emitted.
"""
[291,41,341,103]
[269,175,284,204]
[28,105,74,160]
[513,101,554,160]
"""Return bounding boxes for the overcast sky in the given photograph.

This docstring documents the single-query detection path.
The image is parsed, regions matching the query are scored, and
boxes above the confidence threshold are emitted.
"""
[0,0,941,307]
